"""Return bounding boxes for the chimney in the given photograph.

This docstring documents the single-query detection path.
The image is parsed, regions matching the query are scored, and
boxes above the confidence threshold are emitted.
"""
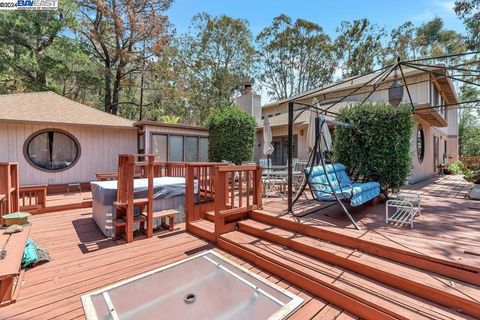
[243,84,252,95]
[234,84,262,124]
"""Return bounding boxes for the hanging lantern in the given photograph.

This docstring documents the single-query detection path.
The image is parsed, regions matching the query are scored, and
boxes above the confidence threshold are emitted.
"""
[388,78,404,106]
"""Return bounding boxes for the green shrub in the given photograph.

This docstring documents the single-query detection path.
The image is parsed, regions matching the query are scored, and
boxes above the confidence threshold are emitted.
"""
[333,103,414,194]
[447,160,465,175]
[464,163,480,184]
[206,105,257,164]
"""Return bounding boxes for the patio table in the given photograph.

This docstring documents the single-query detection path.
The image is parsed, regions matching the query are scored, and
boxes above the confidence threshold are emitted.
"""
[262,170,303,199]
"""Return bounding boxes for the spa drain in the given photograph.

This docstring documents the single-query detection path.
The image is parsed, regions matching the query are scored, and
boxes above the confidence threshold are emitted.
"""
[183,293,197,304]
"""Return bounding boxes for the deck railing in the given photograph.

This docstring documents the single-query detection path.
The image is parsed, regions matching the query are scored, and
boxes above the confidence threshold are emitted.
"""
[185,163,221,225]
[19,185,47,214]
[185,163,263,240]
[0,194,6,225]
[213,165,262,238]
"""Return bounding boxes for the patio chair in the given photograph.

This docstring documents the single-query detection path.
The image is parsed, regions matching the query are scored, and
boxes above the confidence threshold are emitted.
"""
[259,158,270,168]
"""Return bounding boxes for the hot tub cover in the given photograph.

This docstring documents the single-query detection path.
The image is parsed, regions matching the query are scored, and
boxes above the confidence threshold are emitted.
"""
[90,177,196,206]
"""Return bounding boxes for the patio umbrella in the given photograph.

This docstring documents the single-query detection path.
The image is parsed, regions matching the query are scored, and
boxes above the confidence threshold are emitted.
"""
[263,115,274,165]
[306,98,319,152]
[319,113,332,153]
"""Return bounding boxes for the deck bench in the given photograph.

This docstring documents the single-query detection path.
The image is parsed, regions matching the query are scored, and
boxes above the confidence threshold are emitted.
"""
[144,209,179,231]
[0,225,30,306]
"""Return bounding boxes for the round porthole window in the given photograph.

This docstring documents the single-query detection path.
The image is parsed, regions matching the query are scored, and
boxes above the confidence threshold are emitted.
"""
[416,125,425,163]
[24,129,80,172]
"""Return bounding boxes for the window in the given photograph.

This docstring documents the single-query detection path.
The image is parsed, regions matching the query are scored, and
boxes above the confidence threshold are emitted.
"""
[151,133,209,162]
[168,136,184,161]
[199,137,209,162]
[151,134,167,162]
[25,130,80,171]
[416,125,425,163]
[185,137,199,162]
[271,135,298,165]
[138,133,145,154]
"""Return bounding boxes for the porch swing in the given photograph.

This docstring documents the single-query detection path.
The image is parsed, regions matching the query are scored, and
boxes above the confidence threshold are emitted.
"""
[292,115,381,230]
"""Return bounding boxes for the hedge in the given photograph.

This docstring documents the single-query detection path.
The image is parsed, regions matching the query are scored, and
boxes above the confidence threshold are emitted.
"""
[333,102,414,194]
[206,105,257,164]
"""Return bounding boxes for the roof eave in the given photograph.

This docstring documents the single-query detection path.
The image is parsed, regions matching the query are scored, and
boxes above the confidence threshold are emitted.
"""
[0,119,137,130]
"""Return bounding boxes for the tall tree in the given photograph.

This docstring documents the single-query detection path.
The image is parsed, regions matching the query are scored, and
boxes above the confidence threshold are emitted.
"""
[0,0,77,92]
[383,22,418,64]
[383,18,465,65]
[256,14,337,100]
[76,0,173,114]
[455,0,480,50]
[177,13,255,124]
[334,19,385,77]
[415,17,465,58]
[458,86,480,156]
[46,38,103,105]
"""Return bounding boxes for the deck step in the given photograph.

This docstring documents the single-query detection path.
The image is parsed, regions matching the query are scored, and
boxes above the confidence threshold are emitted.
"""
[151,209,179,219]
[250,209,480,286]
[114,215,147,227]
[188,219,215,242]
[238,219,480,318]
[219,230,474,320]
[113,198,148,208]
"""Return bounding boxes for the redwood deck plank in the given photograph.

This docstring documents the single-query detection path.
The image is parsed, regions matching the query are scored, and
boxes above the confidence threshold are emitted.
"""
[238,218,480,304]
[221,230,472,320]
[261,176,480,272]
[1,208,339,319]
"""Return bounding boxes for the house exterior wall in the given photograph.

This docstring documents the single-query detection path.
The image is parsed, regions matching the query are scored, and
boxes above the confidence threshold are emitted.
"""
[409,117,449,183]
[0,123,137,185]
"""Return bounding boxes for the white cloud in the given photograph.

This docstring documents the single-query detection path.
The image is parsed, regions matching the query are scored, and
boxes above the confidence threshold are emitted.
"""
[436,0,455,12]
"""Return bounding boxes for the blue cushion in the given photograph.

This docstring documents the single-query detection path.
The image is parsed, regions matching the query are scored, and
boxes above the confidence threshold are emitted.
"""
[304,163,380,206]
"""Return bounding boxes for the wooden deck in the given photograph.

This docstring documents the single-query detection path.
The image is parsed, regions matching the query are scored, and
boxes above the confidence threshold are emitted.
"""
[259,174,480,271]
[3,174,480,319]
[1,207,353,320]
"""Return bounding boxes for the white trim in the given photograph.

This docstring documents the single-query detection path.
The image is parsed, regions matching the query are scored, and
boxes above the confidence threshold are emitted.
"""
[102,292,120,320]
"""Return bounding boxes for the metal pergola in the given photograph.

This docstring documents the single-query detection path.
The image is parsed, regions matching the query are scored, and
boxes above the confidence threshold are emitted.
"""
[283,52,480,223]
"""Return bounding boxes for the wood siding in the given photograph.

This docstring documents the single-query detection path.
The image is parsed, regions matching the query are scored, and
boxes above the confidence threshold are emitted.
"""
[0,123,137,185]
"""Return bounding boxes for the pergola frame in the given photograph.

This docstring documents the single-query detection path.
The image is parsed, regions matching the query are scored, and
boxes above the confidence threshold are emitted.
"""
[284,52,480,219]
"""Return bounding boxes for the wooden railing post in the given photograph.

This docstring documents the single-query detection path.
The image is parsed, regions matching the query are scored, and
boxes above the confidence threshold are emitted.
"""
[254,165,263,210]
[185,164,195,231]
[214,166,226,241]
[146,155,154,238]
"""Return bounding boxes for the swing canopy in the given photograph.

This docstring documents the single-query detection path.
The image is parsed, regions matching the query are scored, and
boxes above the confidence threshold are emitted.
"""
[305,163,381,207]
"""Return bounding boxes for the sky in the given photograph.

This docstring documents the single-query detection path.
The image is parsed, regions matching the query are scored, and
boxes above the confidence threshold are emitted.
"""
[166,0,466,37]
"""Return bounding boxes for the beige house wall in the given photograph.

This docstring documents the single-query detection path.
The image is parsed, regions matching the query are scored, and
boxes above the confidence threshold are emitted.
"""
[0,123,137,185]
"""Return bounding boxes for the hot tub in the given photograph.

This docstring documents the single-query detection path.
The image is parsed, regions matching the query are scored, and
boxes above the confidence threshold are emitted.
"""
[81,251,303,320]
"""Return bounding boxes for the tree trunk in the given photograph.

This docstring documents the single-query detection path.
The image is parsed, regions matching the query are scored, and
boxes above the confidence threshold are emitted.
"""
[104,67,112,113]
[36,70,47,89]
[111,69,122,115]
